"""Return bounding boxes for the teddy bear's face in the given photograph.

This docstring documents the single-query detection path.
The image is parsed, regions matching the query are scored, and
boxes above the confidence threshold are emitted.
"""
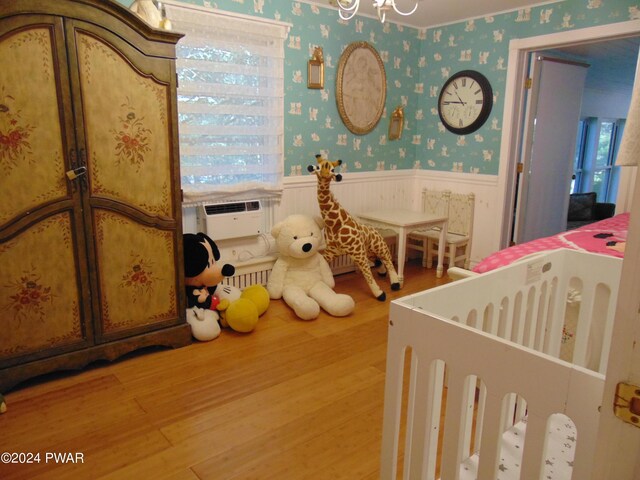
[274,215,322,259]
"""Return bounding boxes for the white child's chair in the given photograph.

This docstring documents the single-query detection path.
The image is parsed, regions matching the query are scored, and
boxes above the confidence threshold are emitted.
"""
[406,189,451,266]
[407,190,475,269]
[426,192,475,269]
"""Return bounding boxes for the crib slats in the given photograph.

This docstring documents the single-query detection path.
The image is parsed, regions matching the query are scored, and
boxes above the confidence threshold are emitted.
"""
[475,393,505,479]
[572,282,597,368]
[440,368,468,480]
[380,312,409,480]
[598,287,617,373]
[565,368,605,480]
[544,277,565,358]
[424,361,446,480]
[382,250,622,480]
[404,353,437,480]
[473,382,487,455]
[520,414,548,479]
[460,375,478,462]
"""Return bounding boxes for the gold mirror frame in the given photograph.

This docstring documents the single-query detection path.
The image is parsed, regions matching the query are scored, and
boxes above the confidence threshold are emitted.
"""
[336,41,386,135]
[307,47,324,89]
[389,106,404,140]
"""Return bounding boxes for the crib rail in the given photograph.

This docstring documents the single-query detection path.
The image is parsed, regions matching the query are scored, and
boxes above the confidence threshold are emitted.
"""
[398,249,621,374]
[381,249,622,480]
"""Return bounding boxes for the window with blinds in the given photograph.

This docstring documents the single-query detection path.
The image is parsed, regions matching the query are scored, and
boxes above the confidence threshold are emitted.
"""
[163,2,289,206]
[572,117,624,203]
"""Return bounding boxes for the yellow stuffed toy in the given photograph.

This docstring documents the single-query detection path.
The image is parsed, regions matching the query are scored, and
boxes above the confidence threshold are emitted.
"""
[217,283,270,333]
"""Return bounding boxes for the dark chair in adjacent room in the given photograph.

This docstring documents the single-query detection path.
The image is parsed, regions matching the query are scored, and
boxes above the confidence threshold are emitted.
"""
[567,192,616,230]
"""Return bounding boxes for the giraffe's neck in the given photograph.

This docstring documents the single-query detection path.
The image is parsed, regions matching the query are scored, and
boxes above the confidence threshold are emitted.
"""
[317,178,349,232]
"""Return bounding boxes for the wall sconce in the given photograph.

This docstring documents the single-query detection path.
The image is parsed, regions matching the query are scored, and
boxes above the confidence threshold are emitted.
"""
[389,106,404,140]
[307,47,324,89]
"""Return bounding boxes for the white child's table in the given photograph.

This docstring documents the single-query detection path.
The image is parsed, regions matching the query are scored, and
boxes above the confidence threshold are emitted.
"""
[357,209,448,284]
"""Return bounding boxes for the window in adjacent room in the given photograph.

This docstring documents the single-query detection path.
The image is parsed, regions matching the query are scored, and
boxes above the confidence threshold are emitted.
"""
[572,117,624,203]
[163,2,290,206]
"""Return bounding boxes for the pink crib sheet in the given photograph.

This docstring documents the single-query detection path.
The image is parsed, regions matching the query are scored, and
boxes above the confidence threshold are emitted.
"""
[474,213,628,274]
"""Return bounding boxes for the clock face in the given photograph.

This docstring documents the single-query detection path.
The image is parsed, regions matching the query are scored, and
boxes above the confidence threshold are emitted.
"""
[438,70,493,135]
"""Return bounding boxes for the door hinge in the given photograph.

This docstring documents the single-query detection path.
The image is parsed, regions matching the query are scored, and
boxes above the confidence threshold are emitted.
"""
[614,382,640,428]
[517,163,524,174]
[524,77,532,89]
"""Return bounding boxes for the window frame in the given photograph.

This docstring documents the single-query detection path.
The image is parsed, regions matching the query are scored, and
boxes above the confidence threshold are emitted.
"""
[572,116,624,203]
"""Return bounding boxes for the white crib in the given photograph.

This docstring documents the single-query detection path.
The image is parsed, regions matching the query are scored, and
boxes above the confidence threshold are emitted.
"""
[381,249,622,480]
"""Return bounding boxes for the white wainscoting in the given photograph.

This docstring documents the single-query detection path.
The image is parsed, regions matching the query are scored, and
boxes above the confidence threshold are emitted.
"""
[279,169,418,222]
[183,169,502,269]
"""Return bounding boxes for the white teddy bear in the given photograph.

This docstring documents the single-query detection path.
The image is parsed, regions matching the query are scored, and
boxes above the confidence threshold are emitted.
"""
[267,214,355,320]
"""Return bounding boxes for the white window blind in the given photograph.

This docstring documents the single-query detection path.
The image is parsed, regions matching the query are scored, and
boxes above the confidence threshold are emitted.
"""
[163,2,289,206]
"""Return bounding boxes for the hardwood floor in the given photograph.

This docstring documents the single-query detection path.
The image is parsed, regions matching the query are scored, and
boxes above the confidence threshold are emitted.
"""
[0,261,450,480]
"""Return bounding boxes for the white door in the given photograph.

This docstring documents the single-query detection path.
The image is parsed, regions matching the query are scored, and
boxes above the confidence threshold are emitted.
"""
[514,55,588,243]
[591,59,640,479]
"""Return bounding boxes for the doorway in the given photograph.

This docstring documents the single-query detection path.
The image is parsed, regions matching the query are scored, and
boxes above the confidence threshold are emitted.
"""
[513,54,589,244]
[496,21,640,249]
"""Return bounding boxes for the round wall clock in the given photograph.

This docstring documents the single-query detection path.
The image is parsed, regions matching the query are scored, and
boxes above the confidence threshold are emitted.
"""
[438,70,493,135]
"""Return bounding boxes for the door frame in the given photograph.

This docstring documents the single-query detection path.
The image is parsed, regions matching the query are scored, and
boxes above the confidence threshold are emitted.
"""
[496,19,640,249]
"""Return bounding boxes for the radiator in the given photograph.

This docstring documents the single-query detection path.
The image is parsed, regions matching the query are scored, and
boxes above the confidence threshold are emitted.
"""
[222,231,398,289]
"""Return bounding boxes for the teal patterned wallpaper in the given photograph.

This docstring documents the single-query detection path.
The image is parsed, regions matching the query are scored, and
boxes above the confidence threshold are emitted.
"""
[282,11,419,176]
[417,1,640,175]
[119,0,640,176]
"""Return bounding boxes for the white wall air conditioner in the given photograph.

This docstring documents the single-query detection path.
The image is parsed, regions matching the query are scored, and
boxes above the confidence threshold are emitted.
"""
[197,200,263,241]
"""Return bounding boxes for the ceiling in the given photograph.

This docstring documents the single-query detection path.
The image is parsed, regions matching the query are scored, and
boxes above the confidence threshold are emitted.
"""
[550,37,640,92]
[326,0,640,92]
[328,0,551,29]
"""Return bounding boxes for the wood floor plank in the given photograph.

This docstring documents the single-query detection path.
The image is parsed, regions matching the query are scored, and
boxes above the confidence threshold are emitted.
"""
[190,382,385,479]
[0,261,449,480]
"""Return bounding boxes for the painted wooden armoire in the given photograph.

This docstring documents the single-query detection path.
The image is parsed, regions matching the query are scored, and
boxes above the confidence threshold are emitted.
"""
[0,0,190,392]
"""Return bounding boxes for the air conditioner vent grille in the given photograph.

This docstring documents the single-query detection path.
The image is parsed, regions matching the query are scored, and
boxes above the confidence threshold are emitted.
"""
[197,200,264,241]
[204,202,247,215]
[246,200,260,211]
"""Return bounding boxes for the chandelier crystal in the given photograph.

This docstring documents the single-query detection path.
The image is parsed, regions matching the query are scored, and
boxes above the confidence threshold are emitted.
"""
[335,0,418,23]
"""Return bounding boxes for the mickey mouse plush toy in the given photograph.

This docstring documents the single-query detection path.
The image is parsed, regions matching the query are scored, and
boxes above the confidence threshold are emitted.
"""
[183,232,235,340]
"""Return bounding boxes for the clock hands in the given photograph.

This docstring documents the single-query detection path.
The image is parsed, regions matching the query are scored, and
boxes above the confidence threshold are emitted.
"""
[443,91,467,106]
[455,92,467,105]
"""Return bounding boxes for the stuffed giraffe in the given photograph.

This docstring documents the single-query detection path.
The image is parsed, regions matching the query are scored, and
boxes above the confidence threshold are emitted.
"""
[308,154,400,301]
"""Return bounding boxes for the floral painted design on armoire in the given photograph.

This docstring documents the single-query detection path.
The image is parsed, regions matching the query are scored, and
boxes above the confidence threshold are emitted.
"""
[0,0,190,393]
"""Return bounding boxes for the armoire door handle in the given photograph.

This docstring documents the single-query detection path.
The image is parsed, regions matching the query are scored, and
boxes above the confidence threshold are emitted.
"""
[65,165,87,181]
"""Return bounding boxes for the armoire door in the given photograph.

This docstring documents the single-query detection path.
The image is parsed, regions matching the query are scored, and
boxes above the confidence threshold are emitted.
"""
[65,18,184,342]
[0,15,94,367]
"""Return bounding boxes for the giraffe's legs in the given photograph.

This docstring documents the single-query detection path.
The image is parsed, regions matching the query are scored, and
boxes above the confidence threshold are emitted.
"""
[371,242,401,291]
[379,253,400,291]
[373,258,387,277]
[351,252,386,301]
